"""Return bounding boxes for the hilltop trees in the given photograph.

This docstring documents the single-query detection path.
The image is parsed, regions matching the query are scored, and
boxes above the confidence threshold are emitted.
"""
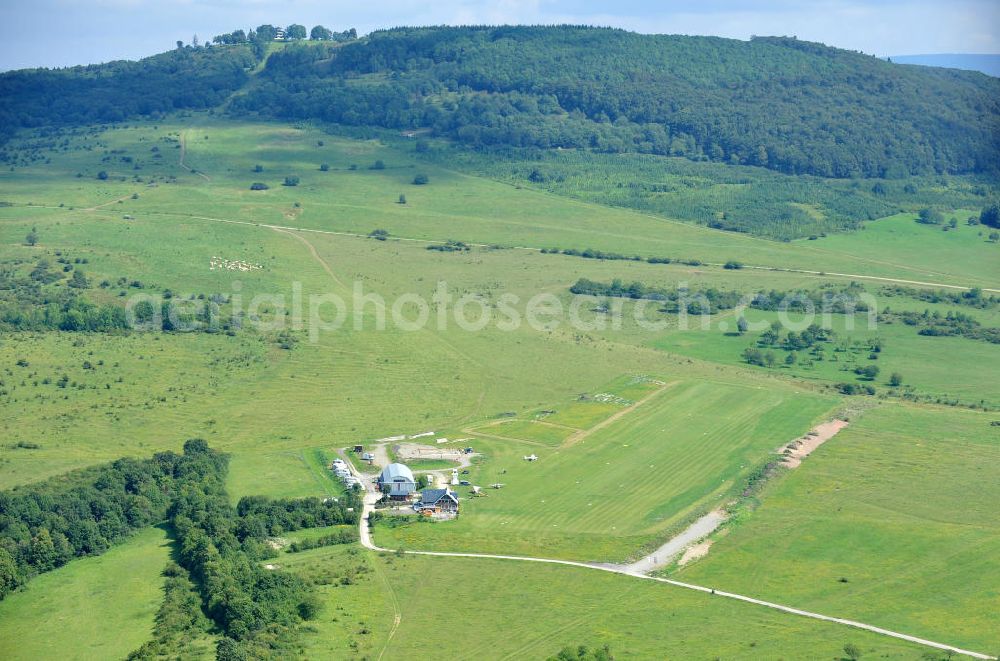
[213,29,247,45]
[311,25,333,41]
[255,24,278,41]
[286,24,307,40]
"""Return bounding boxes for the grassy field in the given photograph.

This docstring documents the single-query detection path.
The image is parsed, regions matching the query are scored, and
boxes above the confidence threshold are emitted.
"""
[0,116,997,658]
[678,403,1000,653]
[0,525,172,660]
[652,307,1000,408]
[290,550,929,659]
[415,140,995,241]
[3,119,997,288]
[375,377,837,561]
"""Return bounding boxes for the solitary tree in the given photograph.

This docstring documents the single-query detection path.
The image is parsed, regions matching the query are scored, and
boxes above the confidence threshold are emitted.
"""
[319,163,330,172]
[980,202,1000,229]
[736,316,749,335]
[283,176,300,187]
[398,194,407,205]
[69,270,90,289]
[856,365,880,380]
[889,372,903,387]
[917,208,944,225]
[843,643,861,660]
[24,226,38,246]
[412,173,429,185]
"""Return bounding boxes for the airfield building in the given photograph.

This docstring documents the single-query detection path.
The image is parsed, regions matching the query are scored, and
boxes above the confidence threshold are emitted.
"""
[418,488,460,513]
[378,463,416,499]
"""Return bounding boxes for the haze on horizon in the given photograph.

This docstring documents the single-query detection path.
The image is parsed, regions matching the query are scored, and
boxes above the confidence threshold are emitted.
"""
[0,0,998,72]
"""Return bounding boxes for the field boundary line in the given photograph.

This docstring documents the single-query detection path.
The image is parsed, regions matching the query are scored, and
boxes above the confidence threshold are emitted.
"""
[561,381,677,449]
[178,130,211,181]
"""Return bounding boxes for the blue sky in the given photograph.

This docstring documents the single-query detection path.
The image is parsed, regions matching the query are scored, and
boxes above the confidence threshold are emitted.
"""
[0,0,997,71]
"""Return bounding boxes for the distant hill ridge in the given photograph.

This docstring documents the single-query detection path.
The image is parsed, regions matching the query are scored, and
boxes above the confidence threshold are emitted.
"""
[889,54,1000,78]
[2,25,999,179]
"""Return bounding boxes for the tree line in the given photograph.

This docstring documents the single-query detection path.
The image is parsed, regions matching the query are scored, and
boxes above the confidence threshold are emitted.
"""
[569,278,872,316]
[1,438,362,661]
[0,439,218,598]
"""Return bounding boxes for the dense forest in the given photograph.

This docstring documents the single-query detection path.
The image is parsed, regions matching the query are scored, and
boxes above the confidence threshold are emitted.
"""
[235,26,1000,178]
[1,25,998,180]
[0,45,255,141]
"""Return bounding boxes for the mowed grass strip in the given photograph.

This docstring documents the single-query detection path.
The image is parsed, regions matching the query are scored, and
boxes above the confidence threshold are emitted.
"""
[679,402,1000,652]
[0,525,172,660]
[375,379,837,561]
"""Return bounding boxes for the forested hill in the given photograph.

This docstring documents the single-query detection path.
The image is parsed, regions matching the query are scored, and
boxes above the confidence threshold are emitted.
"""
[0,45,256,140]
[4,25,1000,179]
[237,26,999,178]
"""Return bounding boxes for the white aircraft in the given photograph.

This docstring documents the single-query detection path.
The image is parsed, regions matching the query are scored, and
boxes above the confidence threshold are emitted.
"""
[523,454,538,462]
[490,483,506,489]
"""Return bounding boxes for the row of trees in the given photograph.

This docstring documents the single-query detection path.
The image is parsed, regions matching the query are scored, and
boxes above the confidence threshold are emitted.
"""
[569,278,872,317]
[211,25,357,45]
[163,442,363,656]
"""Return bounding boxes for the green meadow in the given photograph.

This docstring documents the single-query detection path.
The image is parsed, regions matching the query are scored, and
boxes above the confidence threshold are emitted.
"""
[4,120,997,287]
[1,116,997,658]
[652,307,1000,408]
[287,547,929,659]
[0,526,172,660]
[678,403,1000,653]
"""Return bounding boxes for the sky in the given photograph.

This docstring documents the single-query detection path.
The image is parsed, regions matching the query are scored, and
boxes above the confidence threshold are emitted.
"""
[0,0,998,71]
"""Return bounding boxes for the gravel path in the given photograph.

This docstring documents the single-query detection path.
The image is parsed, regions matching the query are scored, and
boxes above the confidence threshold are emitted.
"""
[618,510,727,574]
